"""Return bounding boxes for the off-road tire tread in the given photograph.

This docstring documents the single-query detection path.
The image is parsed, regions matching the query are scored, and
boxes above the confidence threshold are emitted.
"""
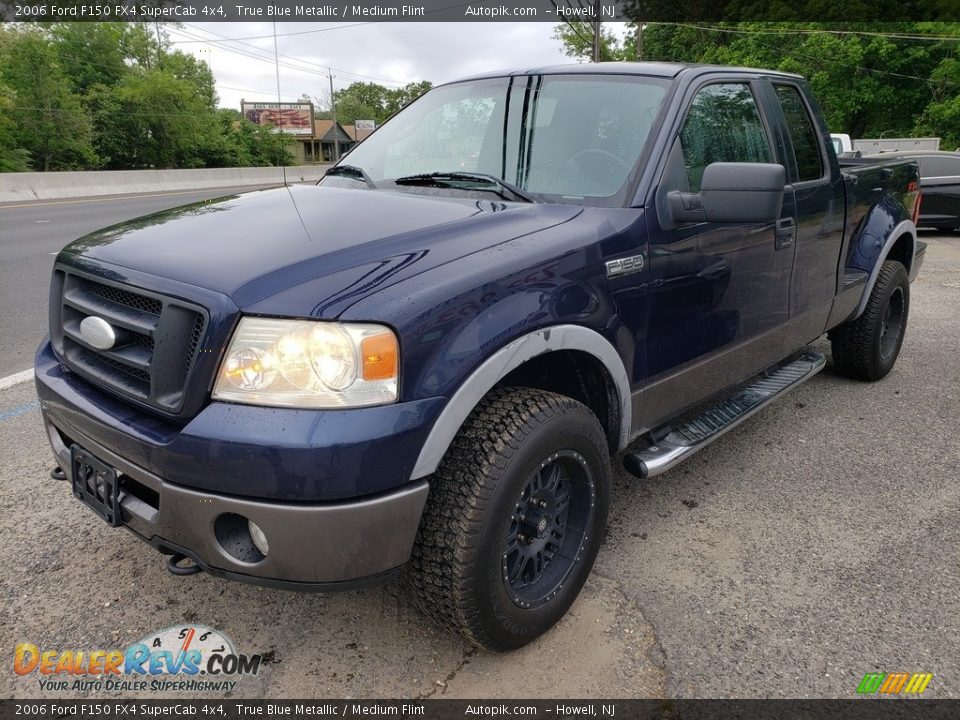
[408,386,607,650]
[830,260,909,381]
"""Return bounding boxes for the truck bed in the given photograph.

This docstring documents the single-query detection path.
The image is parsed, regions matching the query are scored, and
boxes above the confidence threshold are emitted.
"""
[839,157,919,273]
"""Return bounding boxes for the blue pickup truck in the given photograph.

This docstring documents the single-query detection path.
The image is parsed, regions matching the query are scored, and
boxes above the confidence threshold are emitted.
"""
[36,63,925,651]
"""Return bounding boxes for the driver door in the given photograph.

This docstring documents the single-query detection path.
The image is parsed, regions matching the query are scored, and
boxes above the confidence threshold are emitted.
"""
[639,78,795,429]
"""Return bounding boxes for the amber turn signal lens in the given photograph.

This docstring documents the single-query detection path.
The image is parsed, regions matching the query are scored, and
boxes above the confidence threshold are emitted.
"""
[360,331,398,381]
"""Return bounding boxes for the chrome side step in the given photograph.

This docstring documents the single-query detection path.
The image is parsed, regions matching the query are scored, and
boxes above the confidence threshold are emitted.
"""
[623,351,826,479]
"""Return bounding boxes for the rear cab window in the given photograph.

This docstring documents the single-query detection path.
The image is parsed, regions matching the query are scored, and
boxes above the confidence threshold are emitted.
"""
[772,83,826,183]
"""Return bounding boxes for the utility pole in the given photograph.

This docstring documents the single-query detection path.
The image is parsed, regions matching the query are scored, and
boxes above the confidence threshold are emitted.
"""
[328,69,340,163]
[592,2,601,62]
[155,22,163,70]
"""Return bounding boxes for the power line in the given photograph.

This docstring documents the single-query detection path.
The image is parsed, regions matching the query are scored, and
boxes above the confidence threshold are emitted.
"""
[163,26,343,80]
[746,32,960,88]
[164,25,410,95]
[649,22,960,88]
[175,23,409,87]
[167,23,376,43]
[658,22,960,43]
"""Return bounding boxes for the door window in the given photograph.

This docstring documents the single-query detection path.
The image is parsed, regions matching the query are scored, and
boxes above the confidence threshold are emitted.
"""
[679,83,772,192]
[774,84,824,182]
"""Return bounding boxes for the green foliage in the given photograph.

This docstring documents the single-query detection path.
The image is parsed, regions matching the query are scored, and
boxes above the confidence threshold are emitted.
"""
[552,22,627,62]
[555,21,960,145]
[214,110,295,167]
[0,82,30,172]
[914,56,960,148]
[333,80,434,125]
[0,22,297,172]
[0,26,96,171]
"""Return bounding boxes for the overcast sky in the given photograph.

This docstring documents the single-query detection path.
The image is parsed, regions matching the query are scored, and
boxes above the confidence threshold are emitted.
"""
[166,22,627,110]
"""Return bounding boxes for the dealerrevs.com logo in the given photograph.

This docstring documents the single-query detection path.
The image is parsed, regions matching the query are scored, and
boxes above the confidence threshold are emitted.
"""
[14,625,262,693]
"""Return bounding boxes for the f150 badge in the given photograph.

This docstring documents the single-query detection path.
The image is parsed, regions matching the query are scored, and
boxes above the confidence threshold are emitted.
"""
[605,254,645,279]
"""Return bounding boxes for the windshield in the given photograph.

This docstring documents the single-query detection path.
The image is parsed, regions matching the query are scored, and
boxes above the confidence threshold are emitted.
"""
[323,75,671,205]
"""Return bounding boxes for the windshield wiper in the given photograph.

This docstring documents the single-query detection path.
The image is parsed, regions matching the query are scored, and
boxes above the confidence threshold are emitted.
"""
[325,164,377,189]
[393,172,538,203]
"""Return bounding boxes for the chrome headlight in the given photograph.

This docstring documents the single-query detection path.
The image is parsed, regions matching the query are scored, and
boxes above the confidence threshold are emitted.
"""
[212,318,398,408]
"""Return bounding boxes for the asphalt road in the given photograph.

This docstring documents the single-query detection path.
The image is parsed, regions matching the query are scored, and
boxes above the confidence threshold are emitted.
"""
[0,232,957,699]
[0,185,280,378]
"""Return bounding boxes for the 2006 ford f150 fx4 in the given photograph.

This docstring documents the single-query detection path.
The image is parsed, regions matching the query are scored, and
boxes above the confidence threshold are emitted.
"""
[36,63,926,651]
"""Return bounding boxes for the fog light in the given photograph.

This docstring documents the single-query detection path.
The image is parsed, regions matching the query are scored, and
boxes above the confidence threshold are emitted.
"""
[248,520,269,556]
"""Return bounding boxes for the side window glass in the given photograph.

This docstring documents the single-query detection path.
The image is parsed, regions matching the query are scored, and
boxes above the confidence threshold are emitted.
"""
[925,157,958,177]
[679,83,771,192]
[774,84,824,182]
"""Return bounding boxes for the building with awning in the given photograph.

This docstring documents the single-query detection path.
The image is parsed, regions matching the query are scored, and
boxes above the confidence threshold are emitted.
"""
[297,120,356,164]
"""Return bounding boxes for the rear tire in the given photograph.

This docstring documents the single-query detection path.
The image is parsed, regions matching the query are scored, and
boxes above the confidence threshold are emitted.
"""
[409,387,610,651]
[829,260,910,381]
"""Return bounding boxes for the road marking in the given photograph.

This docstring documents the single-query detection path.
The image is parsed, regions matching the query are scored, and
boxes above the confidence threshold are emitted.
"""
[0,185,283,210]
[0,369,33,390]
[0,401,38,421]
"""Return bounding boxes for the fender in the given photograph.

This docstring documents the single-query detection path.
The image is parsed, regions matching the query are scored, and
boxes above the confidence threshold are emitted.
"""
[410,325,632,479]
[851,219,917,320]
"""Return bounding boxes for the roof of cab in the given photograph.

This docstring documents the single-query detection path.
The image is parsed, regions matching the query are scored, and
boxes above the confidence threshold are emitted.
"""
[447,61,804,84]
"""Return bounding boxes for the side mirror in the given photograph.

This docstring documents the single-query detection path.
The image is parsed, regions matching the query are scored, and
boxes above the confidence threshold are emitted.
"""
[668,162,785,224]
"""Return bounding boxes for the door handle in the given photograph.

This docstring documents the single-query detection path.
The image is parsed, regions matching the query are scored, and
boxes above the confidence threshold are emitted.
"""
[775,218,796,250]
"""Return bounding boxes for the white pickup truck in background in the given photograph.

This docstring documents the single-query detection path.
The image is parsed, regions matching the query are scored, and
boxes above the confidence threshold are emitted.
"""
[832,134,942,155]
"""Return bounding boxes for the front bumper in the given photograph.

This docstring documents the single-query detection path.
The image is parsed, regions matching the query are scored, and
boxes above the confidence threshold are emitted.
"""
[36,340,439,588]
[45,416,428,588]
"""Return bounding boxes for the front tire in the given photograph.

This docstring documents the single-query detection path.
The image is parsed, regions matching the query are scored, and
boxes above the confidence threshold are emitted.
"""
[829,260,910,381]
[409,387,610,651]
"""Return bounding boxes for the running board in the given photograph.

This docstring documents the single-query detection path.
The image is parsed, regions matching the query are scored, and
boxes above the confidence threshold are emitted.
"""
[623,351,826,479]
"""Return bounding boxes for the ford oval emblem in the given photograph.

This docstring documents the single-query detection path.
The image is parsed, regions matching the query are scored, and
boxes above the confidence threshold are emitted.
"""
[79,316,116,350]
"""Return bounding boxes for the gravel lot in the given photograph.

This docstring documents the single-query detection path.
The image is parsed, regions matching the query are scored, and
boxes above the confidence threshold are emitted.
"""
[1,233,957,700]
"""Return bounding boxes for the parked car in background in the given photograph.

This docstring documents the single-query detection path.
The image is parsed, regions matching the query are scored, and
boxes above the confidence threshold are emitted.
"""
[842,150,959,231]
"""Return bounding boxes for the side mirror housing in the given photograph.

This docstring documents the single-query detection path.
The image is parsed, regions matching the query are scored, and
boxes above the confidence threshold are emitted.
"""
[668,162,786,224]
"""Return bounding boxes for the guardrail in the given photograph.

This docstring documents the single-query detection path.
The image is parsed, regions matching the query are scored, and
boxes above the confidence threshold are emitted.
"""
[0,165,332,203]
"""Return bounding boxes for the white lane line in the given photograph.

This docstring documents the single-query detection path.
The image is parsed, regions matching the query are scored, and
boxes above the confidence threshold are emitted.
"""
[0,369,33,391]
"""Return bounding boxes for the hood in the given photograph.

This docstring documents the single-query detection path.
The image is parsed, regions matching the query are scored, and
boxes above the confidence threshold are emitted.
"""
[63,185,580,317]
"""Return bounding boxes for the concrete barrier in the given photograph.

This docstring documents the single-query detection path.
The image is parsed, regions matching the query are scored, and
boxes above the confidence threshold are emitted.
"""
[0,165,332,203]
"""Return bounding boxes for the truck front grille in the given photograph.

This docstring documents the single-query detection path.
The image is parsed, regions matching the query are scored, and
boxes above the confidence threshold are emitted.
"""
[50,267,208,415]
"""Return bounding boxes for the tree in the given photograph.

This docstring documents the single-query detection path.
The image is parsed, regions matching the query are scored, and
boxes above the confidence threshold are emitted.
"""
[89,66,223,169]
[333,80,433,125]
[552,22,629,62]
[0,82,30,172]
[554,21,960,142]
[50,23,129,96]
[914,56,960,149]
[0,23,393,171]
[386,81,434,116]
[0,27,96,171]
[217,109,294,167]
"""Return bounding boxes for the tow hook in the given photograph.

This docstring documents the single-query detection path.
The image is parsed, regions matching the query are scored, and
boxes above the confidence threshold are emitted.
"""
[50,466,66,481]
[167,553,202,576]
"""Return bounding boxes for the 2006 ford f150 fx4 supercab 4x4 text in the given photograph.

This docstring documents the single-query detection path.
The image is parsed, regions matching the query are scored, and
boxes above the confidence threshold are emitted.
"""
[36,63,926,651]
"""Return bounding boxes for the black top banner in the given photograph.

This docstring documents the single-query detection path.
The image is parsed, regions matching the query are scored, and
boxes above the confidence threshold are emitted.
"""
[1,0,958,22]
